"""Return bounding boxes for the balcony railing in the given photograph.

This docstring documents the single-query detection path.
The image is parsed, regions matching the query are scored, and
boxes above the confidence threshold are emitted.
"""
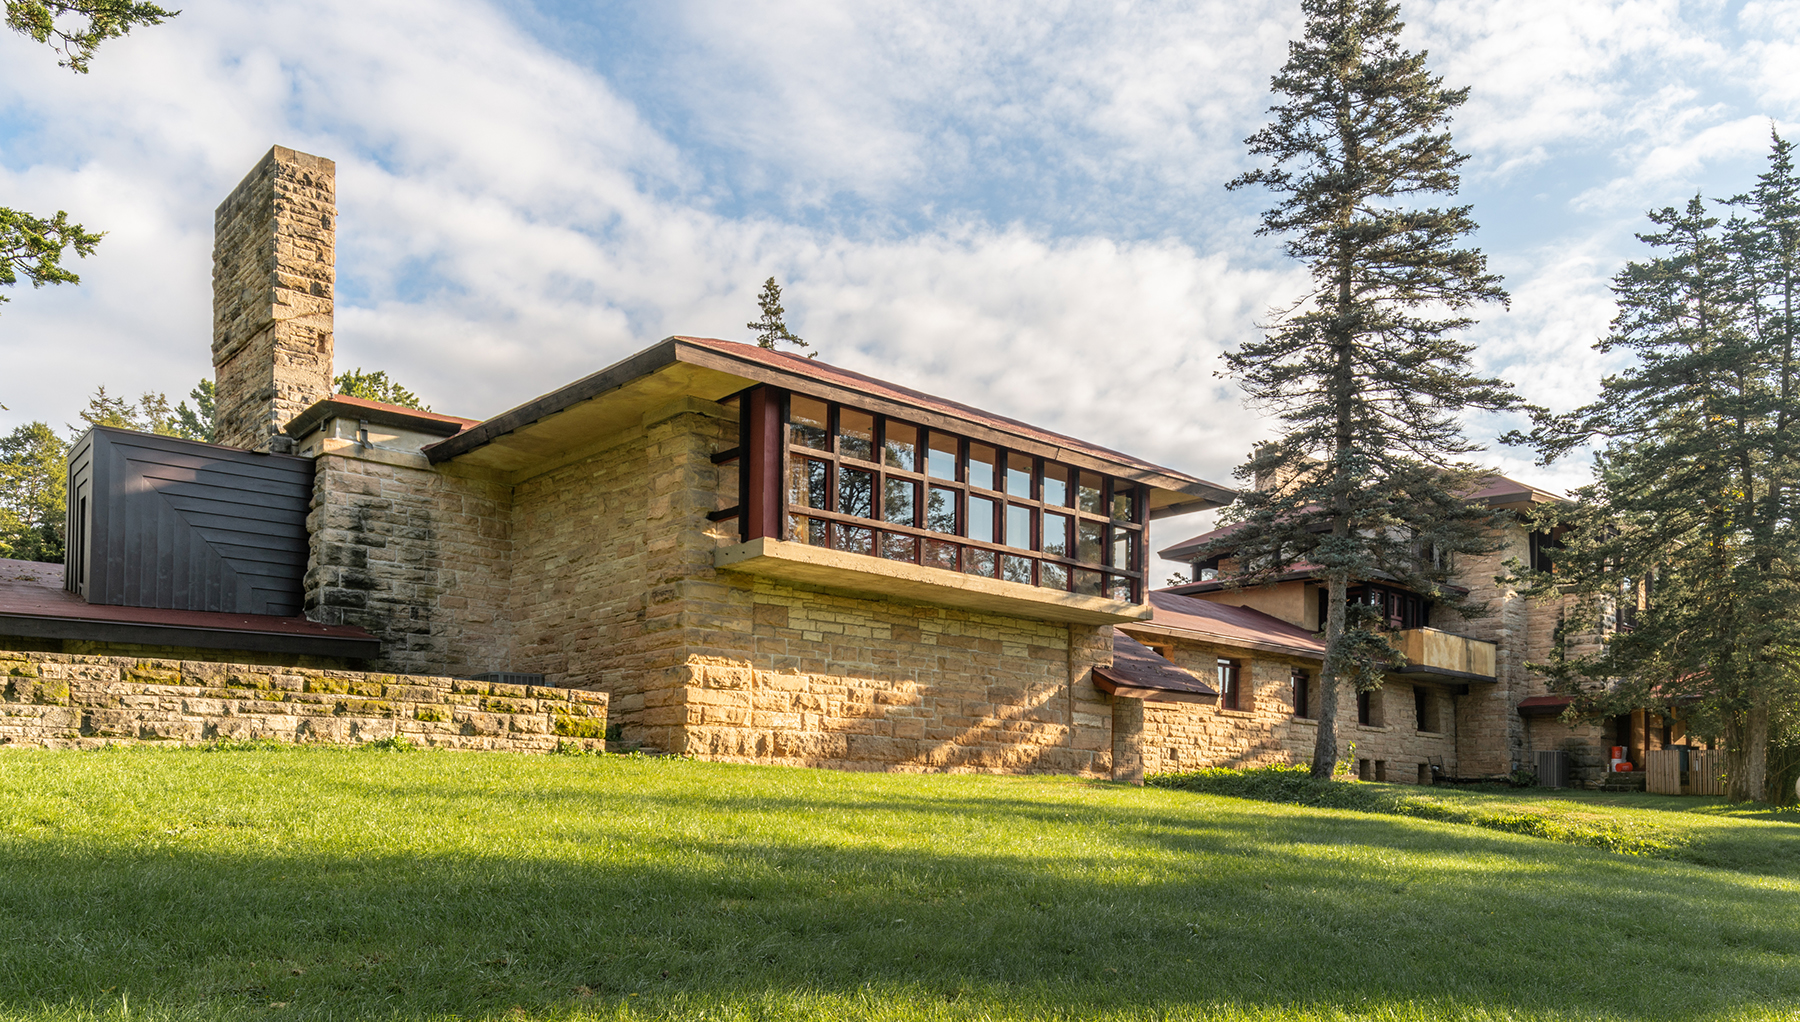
[1395,627,1497,680]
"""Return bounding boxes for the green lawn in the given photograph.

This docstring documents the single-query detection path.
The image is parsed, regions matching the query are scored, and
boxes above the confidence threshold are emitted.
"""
[1,747,1797,1022]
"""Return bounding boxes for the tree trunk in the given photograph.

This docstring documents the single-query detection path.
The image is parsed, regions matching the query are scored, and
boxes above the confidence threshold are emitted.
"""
[1747,691,1770,802]
[1310,572,1348,778]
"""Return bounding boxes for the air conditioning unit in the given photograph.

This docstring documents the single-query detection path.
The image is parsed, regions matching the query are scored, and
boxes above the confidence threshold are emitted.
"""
[1534,749,1569,789]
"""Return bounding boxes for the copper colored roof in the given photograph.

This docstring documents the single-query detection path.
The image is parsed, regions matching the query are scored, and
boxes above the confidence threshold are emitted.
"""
[1125,590,1326,660]
[0,558,380,658]
[1093,633,1219,704]
[286,394,480,440]
[1517,694,1575,716]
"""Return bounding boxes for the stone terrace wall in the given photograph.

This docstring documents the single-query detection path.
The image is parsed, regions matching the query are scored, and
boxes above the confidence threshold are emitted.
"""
[0,649,606,751]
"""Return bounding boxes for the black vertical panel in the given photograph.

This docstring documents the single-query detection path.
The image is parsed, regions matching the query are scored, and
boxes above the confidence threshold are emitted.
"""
[78,426,314,616]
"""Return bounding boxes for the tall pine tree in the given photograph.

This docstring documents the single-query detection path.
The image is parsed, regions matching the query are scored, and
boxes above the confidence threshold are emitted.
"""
[747,277,813,356]
[1517,134,1800,802]
[1212,0,1519,777]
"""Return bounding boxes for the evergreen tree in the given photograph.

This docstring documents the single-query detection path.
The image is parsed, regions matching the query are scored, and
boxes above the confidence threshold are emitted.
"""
[0,422,68,562]
[172,378,214,442]
[1516,135,1800,802]
[2,0,175,316]
[1210,0,1520,778]
[747,277,813,356]
[335,368,429,410]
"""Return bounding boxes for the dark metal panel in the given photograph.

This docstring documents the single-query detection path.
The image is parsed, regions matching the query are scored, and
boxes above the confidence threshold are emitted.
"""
[0,612,379,658]
[76,426,314,617]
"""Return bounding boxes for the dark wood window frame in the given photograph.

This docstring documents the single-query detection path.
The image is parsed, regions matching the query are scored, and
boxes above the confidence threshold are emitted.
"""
[1291,667,1311,719]
[752,388,1150,603]
[1216,657,1243,711]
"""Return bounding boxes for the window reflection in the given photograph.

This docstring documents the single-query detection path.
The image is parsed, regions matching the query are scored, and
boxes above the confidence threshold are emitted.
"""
[838,408,874,462]
[1002,555,1033,585]
[967,443,996,491]
[965,548,996,577]
[928,433,958,480]
[1039,562,1068,591]
[833,523,874,555]
[1107,576,1133,602]
[883,421,919,471]
[1005,455,1032,497]
[1078,520,1103,563]
[787,514,828,547]
[883,478,917,526]
[1043,464,1069,507]
[838,467,873,518]
[1111,529,1134,571]
[1111,487,1136,523]
[1074,569,1102,596]
[1078,471,1103,514]
[790,396,829,450]
[789,458,828,509]
[924,539,959,570]
[967,495,995,543]
[1042,513,1070,557]
[926,487,957,533]
[1006,503,1032,550]
[881,533,918,562]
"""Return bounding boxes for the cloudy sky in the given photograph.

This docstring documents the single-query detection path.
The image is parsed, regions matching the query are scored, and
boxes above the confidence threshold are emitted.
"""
[2,0,1797,577]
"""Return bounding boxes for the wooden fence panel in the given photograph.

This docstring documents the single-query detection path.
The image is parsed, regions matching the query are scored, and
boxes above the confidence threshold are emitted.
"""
[1690,750,1724,796]
[1646,749,1682,795]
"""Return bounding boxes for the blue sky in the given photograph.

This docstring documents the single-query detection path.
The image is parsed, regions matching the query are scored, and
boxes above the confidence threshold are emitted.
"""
[2,0,1798,576]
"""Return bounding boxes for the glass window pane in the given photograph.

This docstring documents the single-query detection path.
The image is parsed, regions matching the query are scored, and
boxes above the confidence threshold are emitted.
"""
[789,395,829,450]
[1002,555,1033,585]
[1006,503,1032,550]
[833,522,873,555]
[839,408,874,462]
[1073,569,1102,596]
[1005,455,1032,498]
[881,533,918,562]
[1039,562,1068,591]
[838,467,873,518]
[883,478,917,526]
[1078,471,1104,514]
[967,443,996,490]
[789,458,828,509]
[967,495,995,543]
[1106,575,1133,602]
[928,433,959,480]
[1042,512,1070,557]
[924,539,959,570]
[926,486,958,533]
[1111,528,1135,571]
[1111,486,1137,523]
[1078,520,1104,563]
[1043,464,1070,507]
[883,421,919,471]
[965,548,996,578]
[788,514,827,547]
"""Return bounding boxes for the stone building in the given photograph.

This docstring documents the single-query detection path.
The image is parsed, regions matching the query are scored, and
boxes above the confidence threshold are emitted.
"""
[0,145,1672,784]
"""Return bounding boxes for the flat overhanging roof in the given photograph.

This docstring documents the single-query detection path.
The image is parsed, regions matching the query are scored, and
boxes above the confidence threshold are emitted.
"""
[420,336,1235,514]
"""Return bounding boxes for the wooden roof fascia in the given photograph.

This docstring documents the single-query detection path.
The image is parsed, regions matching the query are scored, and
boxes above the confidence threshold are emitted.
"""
[1118,621,1326,661]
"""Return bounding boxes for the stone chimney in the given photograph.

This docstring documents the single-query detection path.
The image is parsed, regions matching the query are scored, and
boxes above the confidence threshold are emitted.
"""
[211,146,336,453]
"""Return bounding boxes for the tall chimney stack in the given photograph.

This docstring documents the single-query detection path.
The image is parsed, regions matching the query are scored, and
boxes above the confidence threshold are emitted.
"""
[211,146,336,453]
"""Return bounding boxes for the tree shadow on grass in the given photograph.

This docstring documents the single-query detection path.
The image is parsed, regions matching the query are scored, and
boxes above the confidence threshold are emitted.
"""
[2,777,1798,1021]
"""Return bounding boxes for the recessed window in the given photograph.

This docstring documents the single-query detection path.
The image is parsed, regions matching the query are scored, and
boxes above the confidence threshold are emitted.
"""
[883,421,919,471]
[775,392,1147,601]
[1414,686,1432,732]
[1043,464,1070,507]
[1292,668,1311,719]
[1357,689,1375,726]
[838,408,875,462]
[967,443,997,491]
[1217,658,1243,711]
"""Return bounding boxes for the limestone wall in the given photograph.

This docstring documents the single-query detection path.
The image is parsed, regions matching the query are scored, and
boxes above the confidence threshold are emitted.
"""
[0,650,606,751]
[212,146,336,453]
[1132,634,1457,781]
[304,447,515,678]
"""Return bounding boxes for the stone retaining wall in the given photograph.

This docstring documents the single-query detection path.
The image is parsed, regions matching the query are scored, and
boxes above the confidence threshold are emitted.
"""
[0,650,607,752]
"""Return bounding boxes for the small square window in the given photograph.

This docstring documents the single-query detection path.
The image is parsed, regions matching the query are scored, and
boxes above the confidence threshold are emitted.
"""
[882,421,919,471]
[1042,464,1071,507]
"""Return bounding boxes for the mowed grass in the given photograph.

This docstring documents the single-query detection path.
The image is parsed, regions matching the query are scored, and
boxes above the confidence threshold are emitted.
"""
[0,748,1796,1022]
[1151,765,1800,875]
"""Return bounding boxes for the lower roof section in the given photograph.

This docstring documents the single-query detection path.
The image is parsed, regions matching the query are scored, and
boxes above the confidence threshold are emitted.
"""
[714,538,1153,625]
[0,558,380,659]
[1094,633,1219,704]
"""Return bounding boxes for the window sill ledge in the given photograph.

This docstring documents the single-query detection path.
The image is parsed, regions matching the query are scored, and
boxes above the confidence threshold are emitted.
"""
[1214,708,1257,719]
[714,537,1152,625]
[1355,724,1392,732]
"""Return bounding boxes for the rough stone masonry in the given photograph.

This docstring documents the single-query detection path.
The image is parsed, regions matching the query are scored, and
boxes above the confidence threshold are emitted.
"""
[212,146,337,453]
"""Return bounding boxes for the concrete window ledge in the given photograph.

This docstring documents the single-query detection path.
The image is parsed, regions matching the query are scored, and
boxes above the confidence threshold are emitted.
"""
[714,538,1153,625]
